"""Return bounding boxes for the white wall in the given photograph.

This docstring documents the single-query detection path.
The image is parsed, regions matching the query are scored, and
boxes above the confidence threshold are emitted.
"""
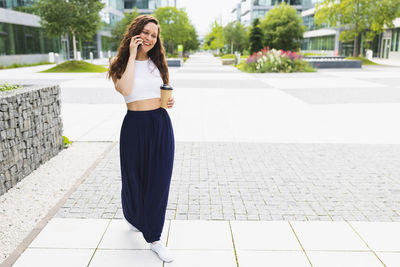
[0,54,57,67]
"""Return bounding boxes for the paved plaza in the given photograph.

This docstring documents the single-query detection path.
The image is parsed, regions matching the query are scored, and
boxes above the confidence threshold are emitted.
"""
[56,141,400,222]
[1,53,400,266]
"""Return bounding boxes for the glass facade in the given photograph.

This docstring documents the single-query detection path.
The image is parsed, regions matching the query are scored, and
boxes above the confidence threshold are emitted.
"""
[249,0,303,23]
[109,0,124,11]
[340,41,354,57]
[0,0,176,60]
[370,34,380,57]
[391,28,400,52]
[303,33,370,57]
[253,9,267,20]
[101,35,113,52]
[80,35,98,59]
[302,0,322,10]
[236,4,242,22]
[0,0,33,9]
[0,22,61,56]
[303,15,316,31]
[301,35,335,50]
[124,0,159,9]
[124,0,173,11]
[300,0,399,58]
[241,10,252,26]
[302,14,329,31]
[254,0,269,4]
[254,0,301,5]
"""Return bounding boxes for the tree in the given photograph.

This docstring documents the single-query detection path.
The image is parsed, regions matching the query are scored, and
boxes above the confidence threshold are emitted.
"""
[223,21,248,54]
[183,25,200,53]
[249,18,264,54]
[203,20,224,52]
[260,2,305,51]
[32,0,105,60]
[111,8,140,49]
[315,0,400,57]
[153,7,198,54]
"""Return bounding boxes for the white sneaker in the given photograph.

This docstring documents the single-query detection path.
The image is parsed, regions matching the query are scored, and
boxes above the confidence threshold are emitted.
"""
[150,241,174,262]
[123,217,140,232]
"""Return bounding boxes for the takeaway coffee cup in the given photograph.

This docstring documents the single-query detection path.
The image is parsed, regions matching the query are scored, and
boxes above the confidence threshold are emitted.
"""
[160,84,173,108]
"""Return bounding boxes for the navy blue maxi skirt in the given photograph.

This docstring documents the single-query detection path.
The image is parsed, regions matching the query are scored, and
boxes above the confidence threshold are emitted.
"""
[119,107,175,243]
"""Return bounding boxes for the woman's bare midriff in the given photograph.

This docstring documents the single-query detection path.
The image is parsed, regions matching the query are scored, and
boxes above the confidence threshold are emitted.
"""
[126,97,162,111]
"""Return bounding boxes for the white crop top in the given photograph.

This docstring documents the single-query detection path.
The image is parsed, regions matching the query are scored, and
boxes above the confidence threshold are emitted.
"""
[123,58,163,104]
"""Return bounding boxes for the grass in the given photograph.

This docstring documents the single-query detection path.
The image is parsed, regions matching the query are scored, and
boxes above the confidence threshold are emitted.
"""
[0,61,53,69]
[345,56,380,65]
[41,57,188,73]
[300,52,327,57]
[0,81,23,91]
[221,54,235,59]
[219,53,251,59]
[40,60,108,73]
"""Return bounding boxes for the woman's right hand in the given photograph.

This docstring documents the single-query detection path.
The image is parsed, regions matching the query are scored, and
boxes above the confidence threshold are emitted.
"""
[129,35,143,58]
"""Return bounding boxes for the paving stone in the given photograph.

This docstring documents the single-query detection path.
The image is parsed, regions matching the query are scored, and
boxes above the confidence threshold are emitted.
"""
[53,142,400,222]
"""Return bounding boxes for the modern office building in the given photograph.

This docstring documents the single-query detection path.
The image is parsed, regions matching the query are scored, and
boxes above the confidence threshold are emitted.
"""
[0,0,63,66]
[231,0,302,27]
[231,3,242,23]
[0,0,176,67]
[96,0,125,59]
[300,5,342,56]
[230,0,399,59]
[124,0,176,13]
[301,1,400,58]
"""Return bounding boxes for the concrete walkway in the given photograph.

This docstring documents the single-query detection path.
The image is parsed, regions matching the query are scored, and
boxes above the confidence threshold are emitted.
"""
[1,52,400,266]
[62,55,400,144]
[370,57,400,67]
[11,219,400,267]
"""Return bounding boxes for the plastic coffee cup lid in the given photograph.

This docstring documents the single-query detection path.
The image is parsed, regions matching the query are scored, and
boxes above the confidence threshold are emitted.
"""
[160,84,173,90]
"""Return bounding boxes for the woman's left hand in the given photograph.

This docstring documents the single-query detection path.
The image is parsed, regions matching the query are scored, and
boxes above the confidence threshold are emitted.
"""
[167,97,175,108]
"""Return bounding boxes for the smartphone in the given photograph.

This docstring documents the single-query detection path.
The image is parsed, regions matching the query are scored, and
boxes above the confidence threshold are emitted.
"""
[138,38,142,50]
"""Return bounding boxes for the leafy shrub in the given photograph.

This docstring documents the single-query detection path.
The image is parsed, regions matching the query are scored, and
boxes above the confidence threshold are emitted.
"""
[166,52,179,58]
[63,136,72,148]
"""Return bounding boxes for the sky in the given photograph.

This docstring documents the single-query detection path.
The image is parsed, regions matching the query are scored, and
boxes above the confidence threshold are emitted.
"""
[178,0,237,38]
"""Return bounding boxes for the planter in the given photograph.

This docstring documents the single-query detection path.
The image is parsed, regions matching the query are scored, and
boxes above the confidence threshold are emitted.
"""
[167,58,183,67]
[222,59,235,65]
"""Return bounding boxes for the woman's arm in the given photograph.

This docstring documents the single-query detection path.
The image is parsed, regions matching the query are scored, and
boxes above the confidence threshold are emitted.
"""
[113,55,136,97]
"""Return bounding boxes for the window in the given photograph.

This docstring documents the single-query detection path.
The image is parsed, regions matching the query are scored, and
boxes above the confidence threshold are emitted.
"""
[301,35,335,50]
[391,28,400,52]
[0,23,9,55]
[124,0,150,9]
[0,22,61,55]
[254,0,272,5]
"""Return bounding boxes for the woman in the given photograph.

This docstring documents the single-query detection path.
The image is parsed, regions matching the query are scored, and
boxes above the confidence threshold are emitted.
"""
[107,15,175,262]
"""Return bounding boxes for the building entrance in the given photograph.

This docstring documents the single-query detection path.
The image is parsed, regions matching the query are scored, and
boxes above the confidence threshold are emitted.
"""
[381,38,391,59]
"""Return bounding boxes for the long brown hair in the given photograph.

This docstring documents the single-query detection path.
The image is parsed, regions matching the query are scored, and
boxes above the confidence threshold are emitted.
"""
[107,15,169,84]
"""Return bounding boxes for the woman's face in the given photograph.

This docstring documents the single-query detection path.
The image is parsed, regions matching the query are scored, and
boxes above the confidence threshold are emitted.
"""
[139,22,158,53]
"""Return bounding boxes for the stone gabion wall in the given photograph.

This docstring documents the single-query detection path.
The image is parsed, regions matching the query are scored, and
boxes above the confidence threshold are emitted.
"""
[0,85,64,196]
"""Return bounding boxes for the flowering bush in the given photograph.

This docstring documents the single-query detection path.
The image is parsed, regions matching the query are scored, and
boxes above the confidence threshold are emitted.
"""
[240,46,314,73]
